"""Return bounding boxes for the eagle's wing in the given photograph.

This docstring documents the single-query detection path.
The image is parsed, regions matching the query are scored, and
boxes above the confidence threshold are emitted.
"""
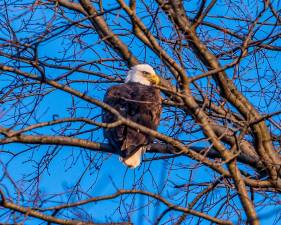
[102,84,139,152]
[102,83,162,168]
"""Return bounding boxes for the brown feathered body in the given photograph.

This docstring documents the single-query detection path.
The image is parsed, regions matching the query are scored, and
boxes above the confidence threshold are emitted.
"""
[102,82,162,167]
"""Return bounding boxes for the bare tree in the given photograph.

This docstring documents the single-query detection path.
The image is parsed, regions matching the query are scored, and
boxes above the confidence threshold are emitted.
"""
[0,0,280,224]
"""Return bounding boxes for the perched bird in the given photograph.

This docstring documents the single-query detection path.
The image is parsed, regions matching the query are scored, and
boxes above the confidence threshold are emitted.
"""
[102,64,162,168]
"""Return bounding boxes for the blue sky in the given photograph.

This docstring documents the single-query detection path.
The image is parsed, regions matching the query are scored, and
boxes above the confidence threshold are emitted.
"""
[0,0,280,224]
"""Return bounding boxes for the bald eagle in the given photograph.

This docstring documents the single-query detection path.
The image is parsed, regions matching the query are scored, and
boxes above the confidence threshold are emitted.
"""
[102,64,162,168]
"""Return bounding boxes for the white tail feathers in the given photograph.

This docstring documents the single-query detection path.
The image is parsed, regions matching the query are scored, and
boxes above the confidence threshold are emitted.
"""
[119,146,146,168]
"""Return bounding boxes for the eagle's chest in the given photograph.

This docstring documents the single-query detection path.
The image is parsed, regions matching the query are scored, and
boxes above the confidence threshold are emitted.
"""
[126,84,159,114]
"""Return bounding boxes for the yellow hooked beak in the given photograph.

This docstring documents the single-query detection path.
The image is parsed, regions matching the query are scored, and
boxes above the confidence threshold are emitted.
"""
[147,73,160,85]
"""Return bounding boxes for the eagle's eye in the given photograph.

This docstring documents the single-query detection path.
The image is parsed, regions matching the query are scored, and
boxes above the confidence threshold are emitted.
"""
[142,71,150,75]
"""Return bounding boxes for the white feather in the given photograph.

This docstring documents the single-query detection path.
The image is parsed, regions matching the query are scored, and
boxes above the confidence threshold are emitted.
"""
[119,147,146,168]
[125,64,156,86]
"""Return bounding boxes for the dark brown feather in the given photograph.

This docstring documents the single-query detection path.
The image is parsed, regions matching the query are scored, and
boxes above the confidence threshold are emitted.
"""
[102,82,162,158]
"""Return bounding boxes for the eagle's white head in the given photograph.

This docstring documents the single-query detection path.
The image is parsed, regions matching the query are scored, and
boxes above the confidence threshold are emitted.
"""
[125,64,160,86]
